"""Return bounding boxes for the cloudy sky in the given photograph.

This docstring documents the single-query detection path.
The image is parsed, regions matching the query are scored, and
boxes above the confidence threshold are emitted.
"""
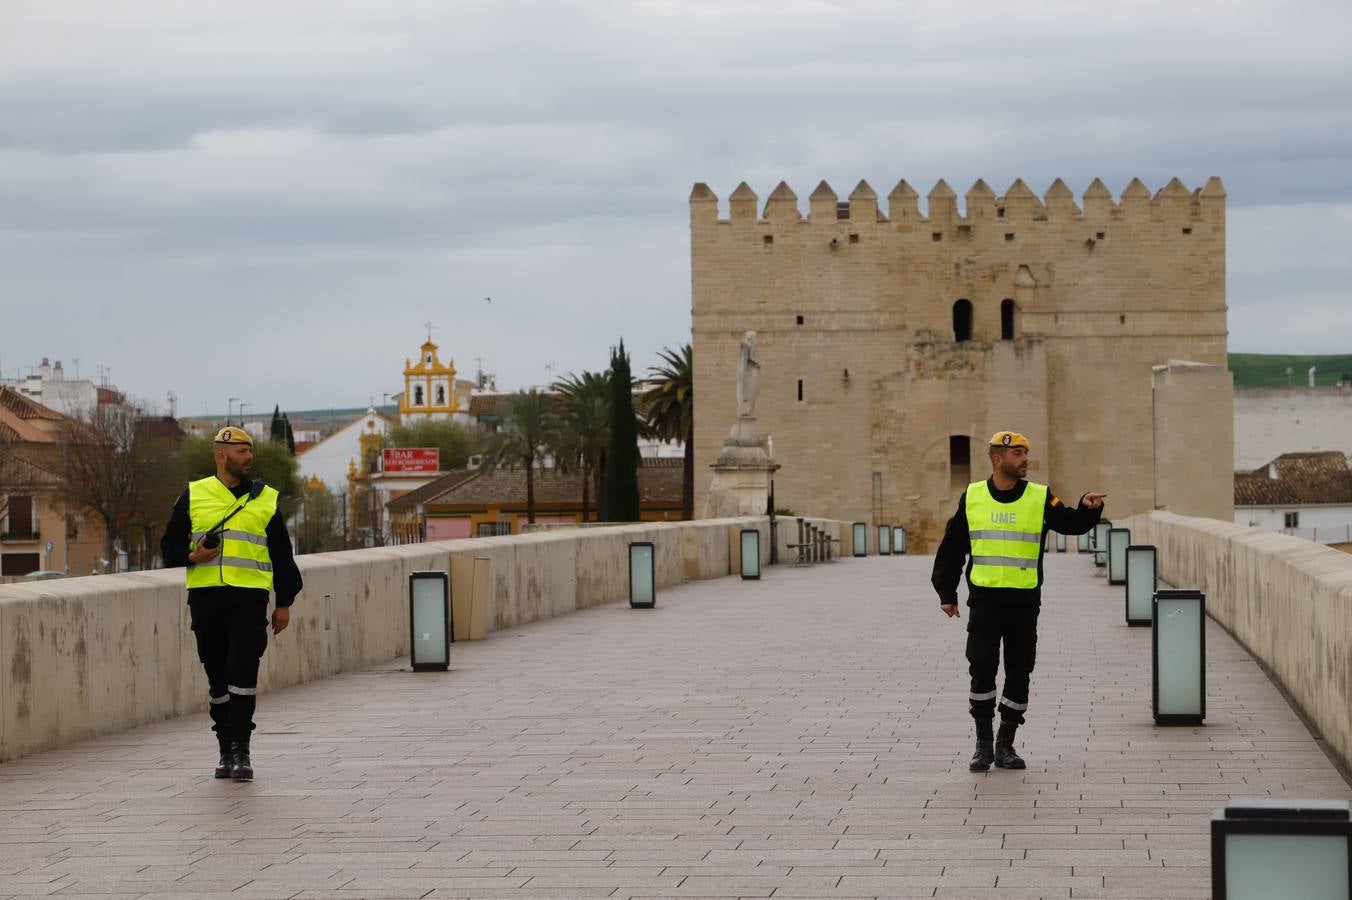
[2,0,1349,416]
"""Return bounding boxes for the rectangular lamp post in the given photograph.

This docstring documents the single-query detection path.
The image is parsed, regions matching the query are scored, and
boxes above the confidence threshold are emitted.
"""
[629,541,656,608]
[852,522,867,557]
[1153,588,1205,725]
[1125,544,1157,627]
[408,570,451,672]
[1055,532,1067,553]
[1093,520,1112,567]
[1108,527,1130,585]
[1077,531,1091,553]
[878,524,891,556]
[1211,799,1350,900]
[740,528,761,580]
[893,526,906,555]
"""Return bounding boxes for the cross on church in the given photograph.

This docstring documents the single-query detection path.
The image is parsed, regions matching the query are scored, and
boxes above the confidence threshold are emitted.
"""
[424,321,434,342]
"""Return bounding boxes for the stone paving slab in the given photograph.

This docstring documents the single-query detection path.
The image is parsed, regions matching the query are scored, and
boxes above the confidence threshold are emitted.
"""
[1,554,1349,899]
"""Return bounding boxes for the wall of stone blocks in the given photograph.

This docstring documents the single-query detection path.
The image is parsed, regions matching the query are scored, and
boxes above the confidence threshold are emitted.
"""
[691,177,1230,550]
[1124,510,1352,775]
[0,516,854,764]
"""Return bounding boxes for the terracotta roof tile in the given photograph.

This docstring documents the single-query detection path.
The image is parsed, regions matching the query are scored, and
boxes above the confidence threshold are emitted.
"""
[413,459,683,510]
[1234,451,1352,506]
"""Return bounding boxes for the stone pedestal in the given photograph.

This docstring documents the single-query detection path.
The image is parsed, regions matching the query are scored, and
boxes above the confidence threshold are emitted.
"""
[704,416,780,519]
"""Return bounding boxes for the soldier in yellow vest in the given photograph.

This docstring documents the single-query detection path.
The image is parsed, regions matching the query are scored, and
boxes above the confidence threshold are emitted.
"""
[932,431,1104,772]
[160,427,302,781]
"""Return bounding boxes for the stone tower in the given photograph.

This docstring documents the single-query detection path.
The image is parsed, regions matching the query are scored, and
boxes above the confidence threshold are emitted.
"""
[690,177,1232,550]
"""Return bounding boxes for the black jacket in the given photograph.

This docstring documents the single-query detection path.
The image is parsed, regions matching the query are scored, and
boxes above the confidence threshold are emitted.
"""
[160,479,303,607]
[930,478,1102,608]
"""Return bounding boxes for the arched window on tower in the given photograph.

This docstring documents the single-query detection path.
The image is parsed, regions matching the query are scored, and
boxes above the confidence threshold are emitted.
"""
[435,385,446,405]
[953,299,973,342]
[1001,299,1016,340]
[414,385,424,406]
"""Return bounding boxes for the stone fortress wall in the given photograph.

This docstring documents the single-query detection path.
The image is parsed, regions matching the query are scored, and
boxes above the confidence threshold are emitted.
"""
[691,176,1233,550]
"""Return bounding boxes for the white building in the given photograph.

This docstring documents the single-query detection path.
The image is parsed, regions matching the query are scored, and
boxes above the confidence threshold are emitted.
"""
[1234,451,1352,545]
[0,358,102,416]
[296,406,392,492]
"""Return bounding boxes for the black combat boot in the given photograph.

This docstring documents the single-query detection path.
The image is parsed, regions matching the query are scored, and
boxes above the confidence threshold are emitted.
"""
[214,733,232,778]
[230,736,253,781]
[994,722,1026,770]
[969,719,995,772]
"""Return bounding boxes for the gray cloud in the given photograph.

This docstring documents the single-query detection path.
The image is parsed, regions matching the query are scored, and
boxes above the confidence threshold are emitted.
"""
[1,0,1349,412]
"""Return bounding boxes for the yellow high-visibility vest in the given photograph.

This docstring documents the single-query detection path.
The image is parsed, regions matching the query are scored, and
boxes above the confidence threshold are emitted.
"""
[186,476,278,591]
[965,479,1047,590]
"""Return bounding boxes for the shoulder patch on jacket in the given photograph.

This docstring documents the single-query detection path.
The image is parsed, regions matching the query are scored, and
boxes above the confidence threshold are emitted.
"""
[1050,495,1063,507]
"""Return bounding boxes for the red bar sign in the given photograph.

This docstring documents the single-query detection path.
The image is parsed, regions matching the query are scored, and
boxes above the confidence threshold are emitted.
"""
[383,448,440,473]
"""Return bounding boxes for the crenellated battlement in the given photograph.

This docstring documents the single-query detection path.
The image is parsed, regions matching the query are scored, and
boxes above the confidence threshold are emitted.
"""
[689,177,1226,226]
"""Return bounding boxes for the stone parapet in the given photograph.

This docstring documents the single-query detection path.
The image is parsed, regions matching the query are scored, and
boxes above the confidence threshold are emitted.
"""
[0,517,857,764]
[1123,510,1352,774]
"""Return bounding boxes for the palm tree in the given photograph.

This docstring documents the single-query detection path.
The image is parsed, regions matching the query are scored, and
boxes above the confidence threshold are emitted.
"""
[642,343,693,520]
[553,371,611,522]
[480,389,558,525]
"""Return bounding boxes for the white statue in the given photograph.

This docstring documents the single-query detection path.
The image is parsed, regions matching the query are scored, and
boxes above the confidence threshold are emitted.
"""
[736,330,761,419]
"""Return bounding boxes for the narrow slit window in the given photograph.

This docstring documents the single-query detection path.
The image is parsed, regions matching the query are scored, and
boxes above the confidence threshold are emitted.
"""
[950,435,971,489]
[1000,299,1015,340]
[796,379,804,402]
[795,315,804,325]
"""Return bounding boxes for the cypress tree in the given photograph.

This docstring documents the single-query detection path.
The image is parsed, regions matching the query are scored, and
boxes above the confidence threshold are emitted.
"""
[283,414,296,455]
[270,405,284,442]
[601,341,640,521]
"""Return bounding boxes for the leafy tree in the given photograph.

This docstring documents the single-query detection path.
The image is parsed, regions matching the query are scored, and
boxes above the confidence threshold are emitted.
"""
[296,483,345,554]
[386,418,485,470]
[59,402,171,564]
[641,343,693,520]
[479,390,558,524]
[553,370,610,522]
[601,342,640,522]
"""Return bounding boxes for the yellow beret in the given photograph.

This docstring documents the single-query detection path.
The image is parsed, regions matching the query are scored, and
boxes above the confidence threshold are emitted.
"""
[212,427,254,446]
[989,431,1029,450]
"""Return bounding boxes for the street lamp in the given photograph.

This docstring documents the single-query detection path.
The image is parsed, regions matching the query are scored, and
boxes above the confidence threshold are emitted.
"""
[408,570,451,671]
[1153,588,1206,725]
[740,528,761,580]
[1211,799,1351,900]
[1093,520,1112,568]
[1108,527,1130,585]
[629,541,656,608]
[1125,544,1157,627]
[227,397,239,426]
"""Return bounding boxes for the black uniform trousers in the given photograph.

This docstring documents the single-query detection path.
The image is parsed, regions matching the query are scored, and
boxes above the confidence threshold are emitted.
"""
[966,601,1039,726]
[188,587,270,738]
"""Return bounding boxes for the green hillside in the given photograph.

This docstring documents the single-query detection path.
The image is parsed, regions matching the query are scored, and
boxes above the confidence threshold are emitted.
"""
[1229,354,1352,387]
